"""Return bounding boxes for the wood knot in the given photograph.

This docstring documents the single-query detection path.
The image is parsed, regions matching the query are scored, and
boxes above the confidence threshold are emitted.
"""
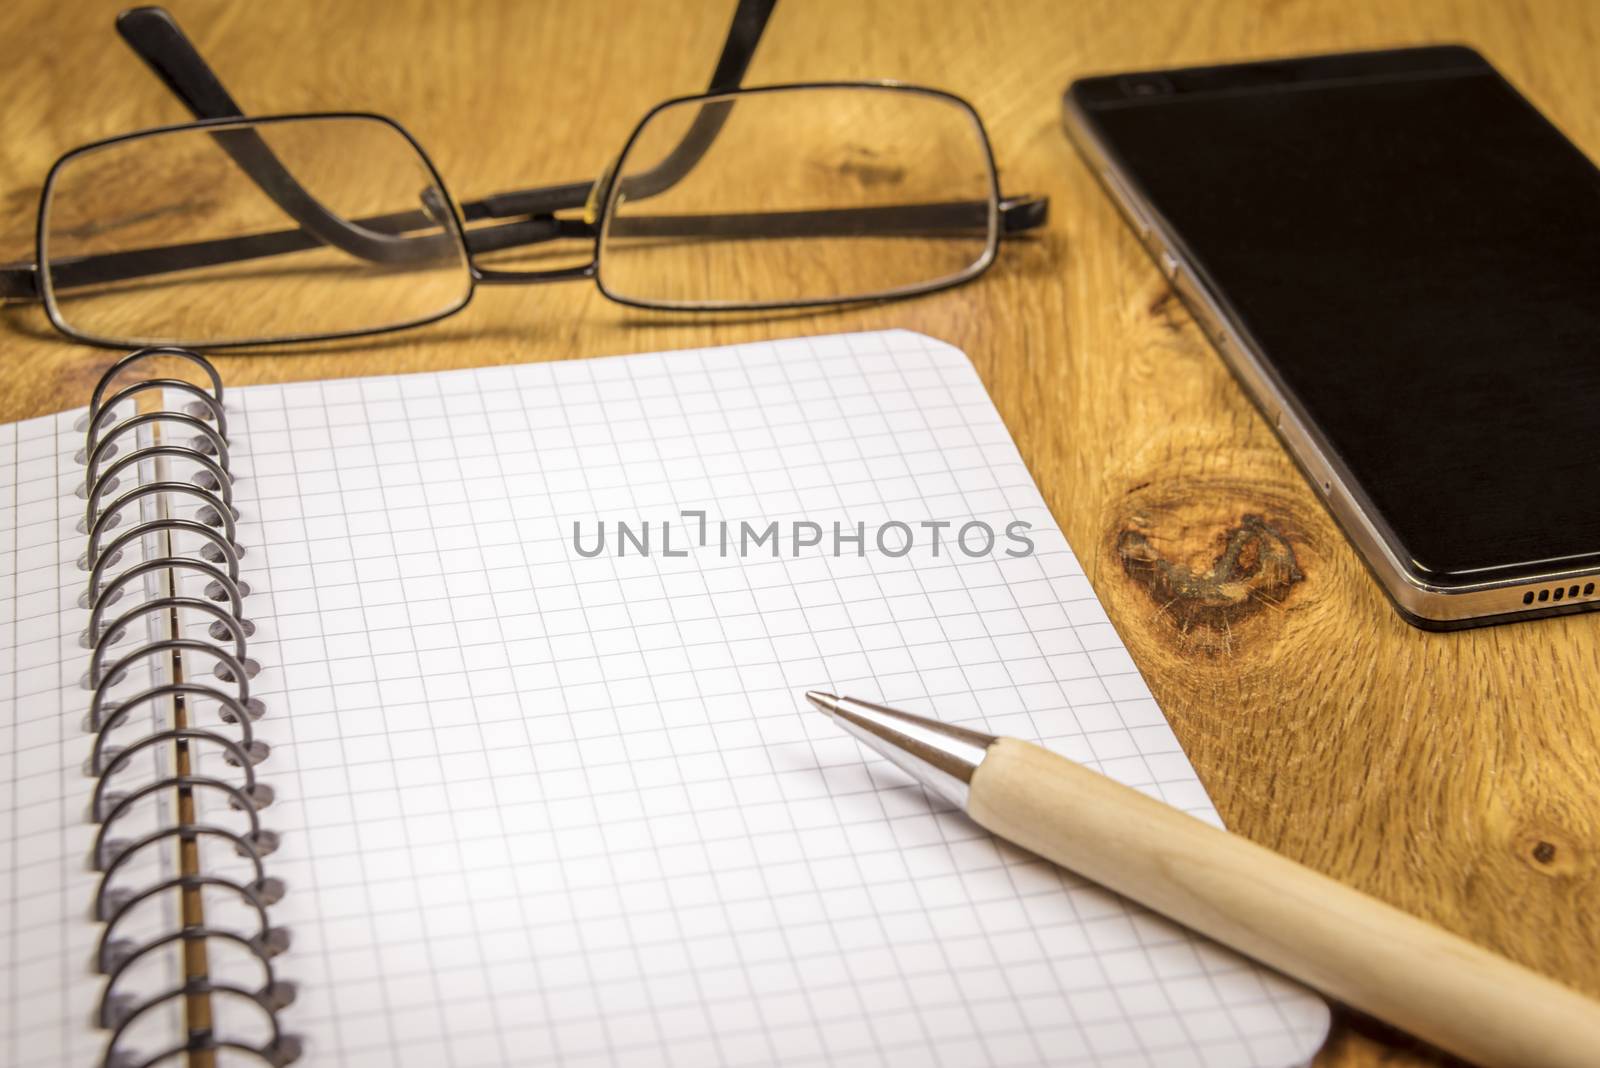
[1515,829,1583,878]
[1118,513,1304,632]
[1104,478,1327,658]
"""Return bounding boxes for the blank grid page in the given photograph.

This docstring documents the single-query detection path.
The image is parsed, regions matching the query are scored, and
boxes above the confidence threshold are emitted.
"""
[189,331,1328,1067]
[1,410,180,1067]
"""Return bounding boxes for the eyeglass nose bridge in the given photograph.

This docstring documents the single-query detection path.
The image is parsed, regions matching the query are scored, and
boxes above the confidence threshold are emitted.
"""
[464,87,732,287]
[459,165,608,287]
[429,181,599,285]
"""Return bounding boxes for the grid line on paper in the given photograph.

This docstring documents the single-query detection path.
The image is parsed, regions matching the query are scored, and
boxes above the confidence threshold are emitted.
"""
[663,340,851,1065]
[131,549,1086,643]
[922,339,1311,1063]
[797,336,1073,1066]
[322,376,417,1068]
[508,355,623,1068]
[1,409,184,1067]
[899,340,1262,1063]
[880,339,1104,1062]
[456,357,580,1068]
[862,338,1081,1065]
[875,339,1136,1063]
[171,331,1328,1068]
[55,415,69,1063]
[186,379,411,1066]
[943,339,1233,1062]
[714,339,936,1063]
[653,340,891,1066]
[392,371,497,1068]
[612,349,783,1068]
[762,337,1004,1064]
[462,360,572,1068]
[3,419,18,1068]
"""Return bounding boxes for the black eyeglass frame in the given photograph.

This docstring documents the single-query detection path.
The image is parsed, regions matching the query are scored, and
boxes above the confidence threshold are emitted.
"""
[594,81,1007,312]
[34,111,473,350]
[9,2,1048,349]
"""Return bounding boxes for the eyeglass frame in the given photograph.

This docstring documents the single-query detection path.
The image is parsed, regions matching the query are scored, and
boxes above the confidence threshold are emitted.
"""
[4,2,1048,349]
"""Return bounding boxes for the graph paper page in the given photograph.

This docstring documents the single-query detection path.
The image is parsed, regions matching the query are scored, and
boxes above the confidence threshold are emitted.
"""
[188,331,1329,1067]
[0,408,182,1068]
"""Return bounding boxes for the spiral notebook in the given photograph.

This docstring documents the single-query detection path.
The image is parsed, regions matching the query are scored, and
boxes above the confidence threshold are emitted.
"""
[0,330,1330,1067]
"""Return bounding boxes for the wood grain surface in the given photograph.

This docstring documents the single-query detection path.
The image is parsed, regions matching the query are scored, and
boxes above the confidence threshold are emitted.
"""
[4,2,1599,1065]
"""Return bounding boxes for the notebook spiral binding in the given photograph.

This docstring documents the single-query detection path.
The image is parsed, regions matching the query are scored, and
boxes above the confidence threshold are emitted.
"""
[77,349,301,1068]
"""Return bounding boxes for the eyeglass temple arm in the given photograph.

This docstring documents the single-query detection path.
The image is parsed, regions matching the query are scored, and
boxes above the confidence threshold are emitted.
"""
[412,0,781,222]
[611,0,776,205]
[117,1,775,225]
[115,6,452,267]
[109,0,1038,233]
[15,196,1046,301]
[0,191,1046,302]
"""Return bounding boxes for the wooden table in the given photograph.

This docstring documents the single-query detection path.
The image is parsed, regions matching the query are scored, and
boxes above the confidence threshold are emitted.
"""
[4,2,1597,1064]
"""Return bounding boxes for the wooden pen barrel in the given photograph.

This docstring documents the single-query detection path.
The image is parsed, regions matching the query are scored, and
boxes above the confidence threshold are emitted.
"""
[966,737,1600,1068]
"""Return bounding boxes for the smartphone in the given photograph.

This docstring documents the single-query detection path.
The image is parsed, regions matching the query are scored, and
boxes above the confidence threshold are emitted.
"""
[1064,46,1600,630]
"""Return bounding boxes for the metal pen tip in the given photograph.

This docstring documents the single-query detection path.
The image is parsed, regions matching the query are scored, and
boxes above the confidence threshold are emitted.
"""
[798,690,995,809]
[805,690,841,713]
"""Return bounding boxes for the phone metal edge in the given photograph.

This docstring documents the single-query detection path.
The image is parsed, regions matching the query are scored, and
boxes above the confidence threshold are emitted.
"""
[1061,88,1600,627]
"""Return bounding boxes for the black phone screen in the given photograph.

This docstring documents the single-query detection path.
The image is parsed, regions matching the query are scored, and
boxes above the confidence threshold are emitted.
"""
[1073,47,1600,583]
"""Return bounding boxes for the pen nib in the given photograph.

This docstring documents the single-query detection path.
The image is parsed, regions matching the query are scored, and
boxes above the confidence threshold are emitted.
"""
[805,690,843,714]
[799,690,995,809]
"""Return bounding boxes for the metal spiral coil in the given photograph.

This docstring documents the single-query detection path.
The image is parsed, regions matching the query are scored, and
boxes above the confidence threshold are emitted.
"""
[79,349,299,1067]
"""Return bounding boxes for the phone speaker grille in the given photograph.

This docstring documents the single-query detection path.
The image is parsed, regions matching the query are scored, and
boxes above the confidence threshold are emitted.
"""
[1523,582,1596,606]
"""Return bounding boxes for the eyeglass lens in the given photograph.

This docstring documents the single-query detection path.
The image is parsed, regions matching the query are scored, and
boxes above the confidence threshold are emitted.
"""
[39,116,473,347]
[599,86,999,308]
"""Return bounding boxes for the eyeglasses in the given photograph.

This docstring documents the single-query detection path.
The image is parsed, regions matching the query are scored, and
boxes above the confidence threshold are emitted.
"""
[0,2,1047,350]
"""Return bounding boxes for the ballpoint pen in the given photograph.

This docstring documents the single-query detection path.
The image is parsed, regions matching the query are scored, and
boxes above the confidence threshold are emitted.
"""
[804,691,1600,1068]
